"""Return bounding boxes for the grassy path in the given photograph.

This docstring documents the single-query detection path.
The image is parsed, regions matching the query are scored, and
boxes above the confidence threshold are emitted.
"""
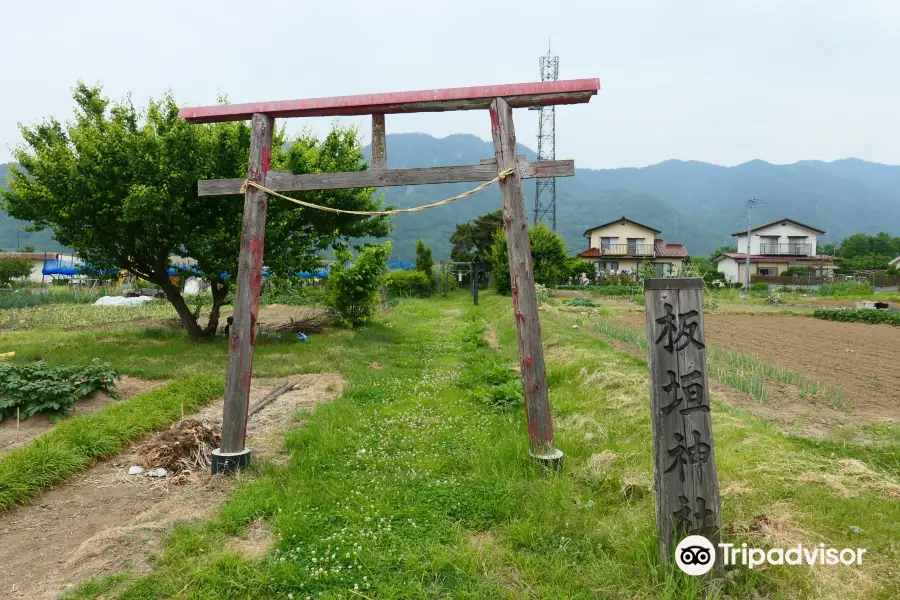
[59,293,898,599]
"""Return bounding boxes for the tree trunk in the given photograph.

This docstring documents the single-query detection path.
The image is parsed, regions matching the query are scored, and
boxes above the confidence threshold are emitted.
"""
[201,280,229,337]
[157,275,205,339]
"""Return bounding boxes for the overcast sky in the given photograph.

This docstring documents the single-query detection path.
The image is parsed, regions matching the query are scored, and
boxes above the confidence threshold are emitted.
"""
[5,0,899,168]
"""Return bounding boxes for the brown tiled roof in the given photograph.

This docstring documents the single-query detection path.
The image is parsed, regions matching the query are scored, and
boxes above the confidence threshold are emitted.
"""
[715,253,839,263]
[0,252,58,260]
[654,239,688,258]
[730,218,825,236]
[582,216,662,237]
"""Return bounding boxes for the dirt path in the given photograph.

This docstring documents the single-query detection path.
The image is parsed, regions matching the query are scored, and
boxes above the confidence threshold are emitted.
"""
[0,373,345,600]
[0,377,166,456]
[613,311,900,423]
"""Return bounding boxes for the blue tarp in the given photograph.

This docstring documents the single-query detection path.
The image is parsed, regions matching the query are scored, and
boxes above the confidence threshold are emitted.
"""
[167,262,201,276]
[43,258,344,280]
[42,258,80,276]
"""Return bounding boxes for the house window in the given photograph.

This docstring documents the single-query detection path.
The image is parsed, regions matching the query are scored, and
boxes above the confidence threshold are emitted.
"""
[627,238,645,254]
[787,236,809,254]
[600,237,617,251]
[758,267,777,276]
[597,261,619,272]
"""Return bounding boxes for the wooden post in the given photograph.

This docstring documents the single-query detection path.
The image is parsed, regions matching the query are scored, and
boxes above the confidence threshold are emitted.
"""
[489,97,561,469]
[644,278,721,573]
[471,258,479,306]
[212,112,274,475]
[371,114,387,170]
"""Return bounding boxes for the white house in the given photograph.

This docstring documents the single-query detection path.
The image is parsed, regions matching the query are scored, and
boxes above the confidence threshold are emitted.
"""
[890,255,900,269]
[714,218,838,283]
[578,216,688,275]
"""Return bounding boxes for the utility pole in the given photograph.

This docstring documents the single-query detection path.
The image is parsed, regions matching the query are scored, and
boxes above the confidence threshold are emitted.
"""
[744,197,760,292]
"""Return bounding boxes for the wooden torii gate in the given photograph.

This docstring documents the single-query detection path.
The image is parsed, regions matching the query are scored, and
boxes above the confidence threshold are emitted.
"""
[179,79,600,473]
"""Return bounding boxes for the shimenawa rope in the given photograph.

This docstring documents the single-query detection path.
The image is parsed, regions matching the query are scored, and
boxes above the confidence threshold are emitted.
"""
[239,168,515,216]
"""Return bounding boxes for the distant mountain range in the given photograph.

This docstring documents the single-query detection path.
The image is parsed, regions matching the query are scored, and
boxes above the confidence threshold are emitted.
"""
[3,135,900,259]
[361,134,900,259]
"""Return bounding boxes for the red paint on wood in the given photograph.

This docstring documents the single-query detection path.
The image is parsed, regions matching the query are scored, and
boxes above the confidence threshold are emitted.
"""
[179,79,600,123]
[490,96,556,458]
[261,147,272,171]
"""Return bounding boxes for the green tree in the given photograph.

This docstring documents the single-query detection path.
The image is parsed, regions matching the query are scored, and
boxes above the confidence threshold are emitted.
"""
[834,232,900,272]
[1,83,389,338]
[565,257,595,282]
[708,245,737,261]
[19,244,36,253]
[325,242,391,327]
[818,241,838,256]
[0,258,33,287]
[449,210,503,264]
[489,224,568,294]
[414,239,434,278]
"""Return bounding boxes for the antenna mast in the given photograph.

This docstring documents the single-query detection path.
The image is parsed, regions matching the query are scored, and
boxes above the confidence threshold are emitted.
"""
[533,43,559,230]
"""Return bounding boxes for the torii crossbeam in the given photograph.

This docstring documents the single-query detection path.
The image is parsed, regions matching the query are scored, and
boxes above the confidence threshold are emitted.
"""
[180,78,600,474]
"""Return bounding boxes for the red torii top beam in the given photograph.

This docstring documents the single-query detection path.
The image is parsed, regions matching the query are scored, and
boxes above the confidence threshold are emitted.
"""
[179,79,600,123]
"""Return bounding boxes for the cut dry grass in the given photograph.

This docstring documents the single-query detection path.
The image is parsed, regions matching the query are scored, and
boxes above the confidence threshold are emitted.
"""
[136,418,221,474]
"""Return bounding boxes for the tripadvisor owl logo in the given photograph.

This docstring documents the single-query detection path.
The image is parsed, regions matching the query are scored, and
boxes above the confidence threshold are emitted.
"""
[675,535,716,576]
[673,535,869,575]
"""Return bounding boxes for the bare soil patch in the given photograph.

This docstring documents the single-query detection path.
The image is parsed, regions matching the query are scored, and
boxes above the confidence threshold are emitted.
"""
[614,311,900,426]
[227,517,276,559]
[484,324,500,350]
[0,376,166,457]
[0,373,345,600]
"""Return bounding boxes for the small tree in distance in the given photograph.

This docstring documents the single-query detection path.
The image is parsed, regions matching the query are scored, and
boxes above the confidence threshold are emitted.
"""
[449,210,503,264]
[489,224,568,294]
[0,258,34,287]
[325,242,391,327]
[415,239,434,278]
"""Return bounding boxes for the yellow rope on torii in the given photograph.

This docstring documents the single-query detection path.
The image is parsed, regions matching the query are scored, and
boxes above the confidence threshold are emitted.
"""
[239,168,515,216]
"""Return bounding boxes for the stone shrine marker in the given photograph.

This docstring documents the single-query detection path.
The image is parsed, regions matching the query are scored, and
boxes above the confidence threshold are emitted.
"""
[644,278,721,570]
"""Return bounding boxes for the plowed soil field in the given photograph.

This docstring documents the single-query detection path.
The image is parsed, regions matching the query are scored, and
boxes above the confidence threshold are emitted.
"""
[613,312,900,421]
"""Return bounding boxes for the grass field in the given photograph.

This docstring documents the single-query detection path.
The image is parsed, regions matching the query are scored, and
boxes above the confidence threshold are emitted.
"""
[19,291,891,600]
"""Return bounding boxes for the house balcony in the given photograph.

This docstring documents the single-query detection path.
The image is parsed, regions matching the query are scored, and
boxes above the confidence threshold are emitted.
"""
[597,243,654,256]
[758,243,812,256]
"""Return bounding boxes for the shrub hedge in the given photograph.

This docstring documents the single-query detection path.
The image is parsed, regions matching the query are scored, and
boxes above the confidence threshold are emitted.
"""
[381,270,432,298]
[813,308,900,326]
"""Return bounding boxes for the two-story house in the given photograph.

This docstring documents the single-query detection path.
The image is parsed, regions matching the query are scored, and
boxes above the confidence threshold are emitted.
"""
[577,217,688,276]
[713,218,838,282]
